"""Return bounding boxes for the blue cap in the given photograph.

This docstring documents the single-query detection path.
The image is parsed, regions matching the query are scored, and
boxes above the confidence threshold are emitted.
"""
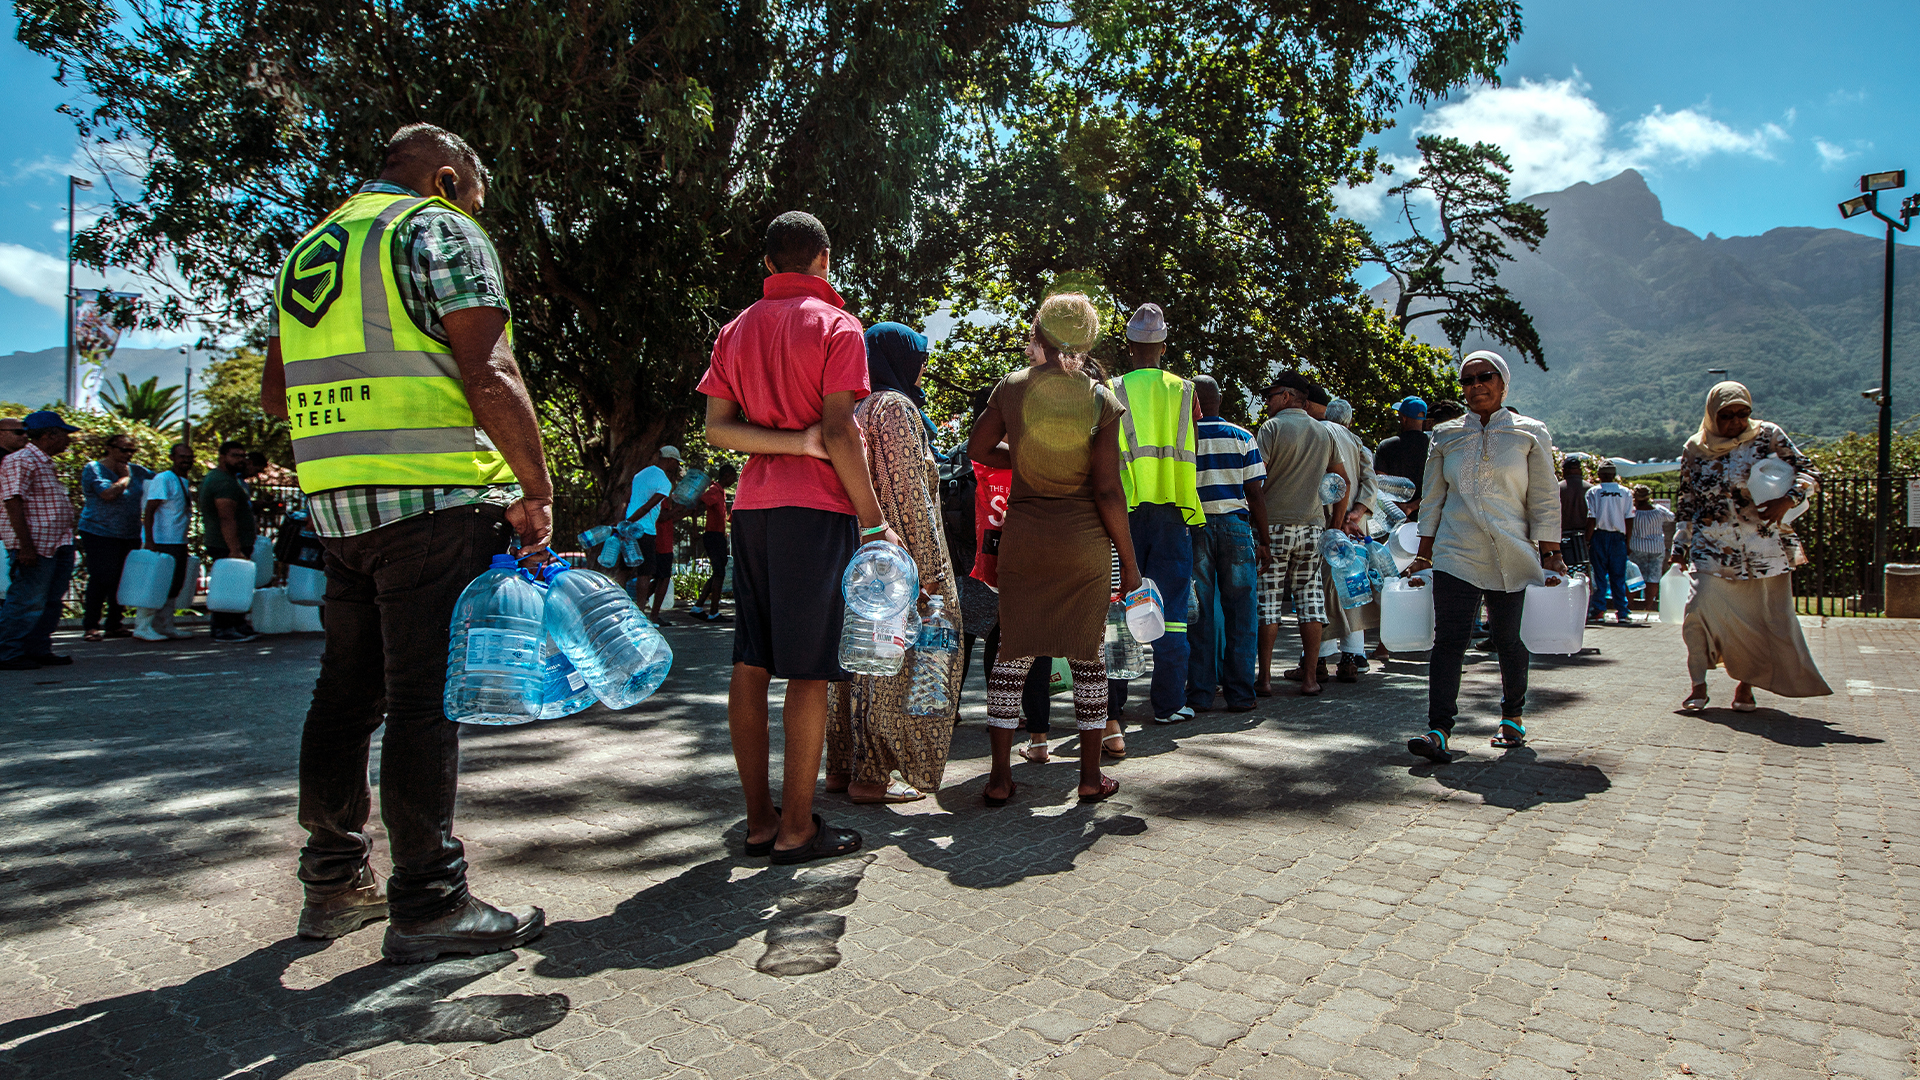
[23,410,79,433]
[1396,397,1427,416]
[490,553,523,570]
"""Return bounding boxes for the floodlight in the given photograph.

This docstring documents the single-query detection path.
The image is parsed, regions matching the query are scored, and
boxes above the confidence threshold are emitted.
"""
[1860,170,1906,192]
[1840,194,1875,219]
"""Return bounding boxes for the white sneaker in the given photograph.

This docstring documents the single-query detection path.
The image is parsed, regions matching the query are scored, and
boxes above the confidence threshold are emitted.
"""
[131,627,169,642]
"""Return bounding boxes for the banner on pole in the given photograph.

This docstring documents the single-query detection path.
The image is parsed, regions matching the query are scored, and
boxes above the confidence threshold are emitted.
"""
[71,289,142,412]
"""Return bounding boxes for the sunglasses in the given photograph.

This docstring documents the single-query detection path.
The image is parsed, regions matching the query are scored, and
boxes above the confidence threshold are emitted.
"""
[1460,371,1501,387]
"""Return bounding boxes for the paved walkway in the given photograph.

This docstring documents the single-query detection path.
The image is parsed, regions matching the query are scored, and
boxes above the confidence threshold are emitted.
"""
[1,610,1915,1079]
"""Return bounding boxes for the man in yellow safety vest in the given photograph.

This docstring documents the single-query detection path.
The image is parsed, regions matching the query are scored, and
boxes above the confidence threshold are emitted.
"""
[1110,303,1205,730]
[262,123,553,964]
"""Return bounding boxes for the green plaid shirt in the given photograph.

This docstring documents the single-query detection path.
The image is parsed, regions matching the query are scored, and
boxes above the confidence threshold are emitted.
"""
[276,180,520,537]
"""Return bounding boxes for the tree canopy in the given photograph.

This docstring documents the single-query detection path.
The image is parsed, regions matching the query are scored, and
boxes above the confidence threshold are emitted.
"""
[19,0,1524,487]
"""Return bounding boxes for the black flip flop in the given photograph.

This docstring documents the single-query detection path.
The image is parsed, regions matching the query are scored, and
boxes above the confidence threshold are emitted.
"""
[742,807,781,857]
[769,814,864,865]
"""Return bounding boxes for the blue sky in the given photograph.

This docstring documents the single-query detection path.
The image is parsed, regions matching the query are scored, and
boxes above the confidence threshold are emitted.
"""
[0,1,1915,356]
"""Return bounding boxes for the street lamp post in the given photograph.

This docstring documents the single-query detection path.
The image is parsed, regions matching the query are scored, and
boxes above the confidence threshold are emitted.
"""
[1837,170,1918,609]
[64,175,93,407]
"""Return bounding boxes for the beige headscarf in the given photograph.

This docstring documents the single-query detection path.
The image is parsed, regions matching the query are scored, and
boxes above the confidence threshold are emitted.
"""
[1685,380,1763,460]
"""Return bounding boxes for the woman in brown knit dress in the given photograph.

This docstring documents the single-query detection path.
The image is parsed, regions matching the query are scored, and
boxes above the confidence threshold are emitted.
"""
[967,293,1141,805]
[825,323,962,802]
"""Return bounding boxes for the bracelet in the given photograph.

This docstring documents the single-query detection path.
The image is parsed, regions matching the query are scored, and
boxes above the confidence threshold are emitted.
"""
[860,522,889,537]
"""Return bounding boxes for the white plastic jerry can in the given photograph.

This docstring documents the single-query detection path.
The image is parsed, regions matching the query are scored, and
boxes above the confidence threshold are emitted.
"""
[206,558,256,613]
[1378,573,1436,653]
[117,549,176,609]
[1520,573,1589,655]
[1658,564,1693,625]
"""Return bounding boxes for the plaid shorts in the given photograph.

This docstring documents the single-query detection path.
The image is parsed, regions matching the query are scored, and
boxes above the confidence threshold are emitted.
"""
[1260,524,1326,625]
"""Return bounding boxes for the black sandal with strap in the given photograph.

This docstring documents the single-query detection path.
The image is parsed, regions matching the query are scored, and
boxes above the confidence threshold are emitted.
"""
[1408,729,1452,764]
[1491,718,1526,749]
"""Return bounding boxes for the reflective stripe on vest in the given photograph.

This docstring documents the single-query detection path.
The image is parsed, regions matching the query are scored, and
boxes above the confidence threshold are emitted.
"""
[276,192,516,494]
[1113,370,1205,525]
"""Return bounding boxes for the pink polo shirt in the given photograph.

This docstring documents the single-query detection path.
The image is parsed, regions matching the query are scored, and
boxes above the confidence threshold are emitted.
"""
[697,273,870,515]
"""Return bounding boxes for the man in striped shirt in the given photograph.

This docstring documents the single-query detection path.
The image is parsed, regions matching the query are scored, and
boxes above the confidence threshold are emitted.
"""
[1186,376,1268,712]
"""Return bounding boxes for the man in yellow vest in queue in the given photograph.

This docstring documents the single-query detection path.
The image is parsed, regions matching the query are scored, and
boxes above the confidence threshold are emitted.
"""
[261,123,553,964]
[1110,303,1205,734]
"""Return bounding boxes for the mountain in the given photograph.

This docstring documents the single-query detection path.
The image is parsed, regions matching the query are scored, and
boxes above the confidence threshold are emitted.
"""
[1374,169,1920,460]
[0,346,223,412]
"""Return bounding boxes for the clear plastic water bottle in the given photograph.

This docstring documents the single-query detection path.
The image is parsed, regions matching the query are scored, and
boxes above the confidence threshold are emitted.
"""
[445,555,546,725]
[840,604,919,676]
[1318,472,1348,505]
[578,524,614,549]
[670,467,710,506]
[1319,530,1373,610]
[537,635,597,720]
[1376,474,1416,504]
[906,596,958,715]
[543,563,674,709]
[597,532,624,569]
[843,541,919,619]
[1104,600,1147,679]
[618,524,645,567]
[1364,537,1398,584]
[1378,499,1408,528]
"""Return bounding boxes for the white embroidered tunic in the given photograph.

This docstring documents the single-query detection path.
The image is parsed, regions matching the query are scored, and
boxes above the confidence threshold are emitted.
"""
[1419,409,1562,593]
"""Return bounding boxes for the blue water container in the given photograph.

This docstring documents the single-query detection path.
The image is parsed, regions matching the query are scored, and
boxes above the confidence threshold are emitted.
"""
[542,562,674,709]
[445,554,546,725]
[906,595,958,716]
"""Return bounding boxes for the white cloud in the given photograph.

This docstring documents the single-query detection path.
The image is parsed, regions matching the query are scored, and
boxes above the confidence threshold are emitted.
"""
[1343,77,1789,217]
[1815,138,1858,169]
[0,243,69,308]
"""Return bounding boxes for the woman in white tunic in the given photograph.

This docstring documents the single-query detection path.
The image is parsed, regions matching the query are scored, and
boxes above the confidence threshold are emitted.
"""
[1404,351,1567,764]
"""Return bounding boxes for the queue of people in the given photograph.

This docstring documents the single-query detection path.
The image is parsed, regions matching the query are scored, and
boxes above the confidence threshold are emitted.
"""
[3,122,1838,972]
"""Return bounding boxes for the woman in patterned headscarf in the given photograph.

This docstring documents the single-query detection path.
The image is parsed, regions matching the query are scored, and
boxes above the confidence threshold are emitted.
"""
[1672,381,1830,712]
[823,323,961,803]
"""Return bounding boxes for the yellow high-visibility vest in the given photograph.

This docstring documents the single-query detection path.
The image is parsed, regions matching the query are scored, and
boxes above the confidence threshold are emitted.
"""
[275,191,516,494]
[1113,368,1204,525]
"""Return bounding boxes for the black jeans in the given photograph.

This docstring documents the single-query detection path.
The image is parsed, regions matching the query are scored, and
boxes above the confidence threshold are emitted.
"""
[154,543,190,603]
[296,504,512,921]
[1428,570,1529,731]
[1020,658,1054,735]
[80,531,137,632]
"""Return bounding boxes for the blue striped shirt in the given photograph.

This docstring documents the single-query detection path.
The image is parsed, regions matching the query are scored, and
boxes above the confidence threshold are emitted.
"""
[1195,417,1265,516]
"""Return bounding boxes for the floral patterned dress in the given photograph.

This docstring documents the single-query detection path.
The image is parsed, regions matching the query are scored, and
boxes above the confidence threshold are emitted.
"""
[826,390,962,792]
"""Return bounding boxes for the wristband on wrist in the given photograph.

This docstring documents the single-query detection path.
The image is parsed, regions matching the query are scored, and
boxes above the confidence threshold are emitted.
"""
[860,522,889,538]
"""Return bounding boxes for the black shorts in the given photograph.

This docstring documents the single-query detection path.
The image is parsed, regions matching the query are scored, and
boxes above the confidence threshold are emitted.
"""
[703,531,729,579]
[731,507,856,681]
[649,550,674,579]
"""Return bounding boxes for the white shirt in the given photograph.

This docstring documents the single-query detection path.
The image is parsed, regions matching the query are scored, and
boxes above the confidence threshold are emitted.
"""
[1585,482,1635,534]
[1419,409,1562,593]
[626,466,672,533]
[145,469,192,545]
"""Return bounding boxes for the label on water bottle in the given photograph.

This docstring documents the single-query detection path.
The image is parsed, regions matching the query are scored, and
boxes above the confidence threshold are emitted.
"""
[545,650,587,692]
[465,628,528,675]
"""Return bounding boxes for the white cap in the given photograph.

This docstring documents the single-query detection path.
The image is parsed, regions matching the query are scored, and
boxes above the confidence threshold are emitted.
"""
[1126,303,1168,343]
[658,446,682,461]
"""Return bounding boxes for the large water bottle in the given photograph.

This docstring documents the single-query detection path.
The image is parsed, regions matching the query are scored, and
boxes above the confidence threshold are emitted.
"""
[597,532,624,569]
[1104,600,1147,679]
[1320,530,1373,609]
[1376,474,1416,504]
[577,524,614,550]
[1747,455,1793,503]
[1378,500,1408,528]
[543,563,675,709]
[906,596,958,716]
[1659,564,1693,625]
[670,467,710,506]
[1364,537,1398,583]
[537,636,598,720]
[445,555,547,725]
[840,605,920,676]
[843,541,919,619]
[1625,558,1646,594]
[618,525,646,567]
[1318,472,1348,505]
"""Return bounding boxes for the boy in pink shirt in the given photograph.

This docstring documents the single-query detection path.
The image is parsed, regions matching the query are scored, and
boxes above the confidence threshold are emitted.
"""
[698,211,897,865]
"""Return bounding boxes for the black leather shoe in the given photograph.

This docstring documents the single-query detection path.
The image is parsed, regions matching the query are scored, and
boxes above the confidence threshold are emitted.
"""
[27,654,72,666]
[298,865,390,940]
[382,896,545,965]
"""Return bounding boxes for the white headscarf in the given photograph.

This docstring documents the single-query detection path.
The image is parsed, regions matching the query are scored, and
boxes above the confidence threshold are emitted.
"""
[1459,350,1511,385]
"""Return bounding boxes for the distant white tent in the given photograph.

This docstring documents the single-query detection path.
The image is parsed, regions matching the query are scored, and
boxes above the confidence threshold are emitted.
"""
[1607,457,1681,478]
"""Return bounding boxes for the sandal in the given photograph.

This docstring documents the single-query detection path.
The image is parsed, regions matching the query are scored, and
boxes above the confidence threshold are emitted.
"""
[984,780,1018,808]
[1281,661,1328,683]
[1018,743,1051,764]
[849,780,925,804]
[1491,718,1526,749]
[1078,775,1121,803]
[1731,699,1758,713]
[769,813,864,865]
[1680,695,1708,713]
[1408,729,1452,764]
[1101,734,1128,759]
[82,631,105,643]
[743,807,782,857]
